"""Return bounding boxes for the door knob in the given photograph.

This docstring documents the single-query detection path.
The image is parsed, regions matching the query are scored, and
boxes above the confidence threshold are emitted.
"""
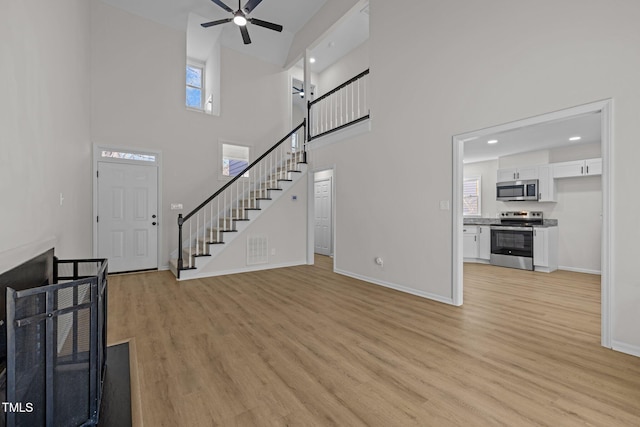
[152,214,157,218]
[152,222,157,226]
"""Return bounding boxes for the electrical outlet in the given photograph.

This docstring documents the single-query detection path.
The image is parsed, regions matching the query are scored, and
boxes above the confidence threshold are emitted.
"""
[439,200,450,210]
[271,248,276,256]
[170,203,183,210]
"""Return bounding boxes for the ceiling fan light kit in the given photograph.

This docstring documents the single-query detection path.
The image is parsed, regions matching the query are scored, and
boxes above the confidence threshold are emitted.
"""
[233,12,247,26]
[201,0,283,45]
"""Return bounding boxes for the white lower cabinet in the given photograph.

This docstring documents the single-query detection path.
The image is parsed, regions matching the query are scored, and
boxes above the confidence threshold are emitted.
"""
[479,226,491,260]
[464,225,491,262]
[463,226,479,259]
[533,227,558,273]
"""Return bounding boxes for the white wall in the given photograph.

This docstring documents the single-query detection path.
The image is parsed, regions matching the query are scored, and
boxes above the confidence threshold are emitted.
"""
[286,0,361,67]
[90,0,301,269]
[316,39,369,96]
[306,0,640,351]
[0,0,92,273]
[204,40,221,116]
[463,159,499,218]
[196,177,308,276]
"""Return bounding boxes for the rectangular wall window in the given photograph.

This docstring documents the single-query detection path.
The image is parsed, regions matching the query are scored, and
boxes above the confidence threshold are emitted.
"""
[221,143,250,178]
[463,176,482,216]
[186,63,204,110]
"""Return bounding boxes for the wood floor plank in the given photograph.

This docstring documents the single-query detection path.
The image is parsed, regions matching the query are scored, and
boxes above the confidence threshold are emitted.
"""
[107,257,640,426]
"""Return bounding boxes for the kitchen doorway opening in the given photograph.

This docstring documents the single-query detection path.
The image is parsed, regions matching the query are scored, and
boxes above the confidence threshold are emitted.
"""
[452,99,612,349]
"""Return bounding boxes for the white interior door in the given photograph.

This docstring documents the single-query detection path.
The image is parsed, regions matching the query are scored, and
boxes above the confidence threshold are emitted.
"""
[314,178,332,256]
[97,162,158,272]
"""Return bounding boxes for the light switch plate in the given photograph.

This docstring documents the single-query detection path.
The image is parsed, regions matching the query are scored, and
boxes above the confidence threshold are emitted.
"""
[170,203,183,210]
[439,200,450,210]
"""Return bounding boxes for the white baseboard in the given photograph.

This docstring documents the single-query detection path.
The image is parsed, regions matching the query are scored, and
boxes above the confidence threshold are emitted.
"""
[612,340,640,358]
[179,260,308,281]
[558,266,601,275]
[334,268,454,305]
[464,258,490,264]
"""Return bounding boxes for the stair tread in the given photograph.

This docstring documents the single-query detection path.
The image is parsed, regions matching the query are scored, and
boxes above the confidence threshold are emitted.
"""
[197,239,224,244]
[174,159,306,278]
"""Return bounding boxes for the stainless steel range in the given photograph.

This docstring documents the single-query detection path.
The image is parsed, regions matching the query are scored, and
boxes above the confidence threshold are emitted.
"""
[490,211,543,270]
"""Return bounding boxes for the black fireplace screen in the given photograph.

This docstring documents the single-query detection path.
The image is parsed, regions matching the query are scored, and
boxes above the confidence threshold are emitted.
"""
[5,258,107,427]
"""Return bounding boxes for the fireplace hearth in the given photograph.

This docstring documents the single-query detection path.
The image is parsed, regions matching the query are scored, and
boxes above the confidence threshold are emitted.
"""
[0,250,108,427]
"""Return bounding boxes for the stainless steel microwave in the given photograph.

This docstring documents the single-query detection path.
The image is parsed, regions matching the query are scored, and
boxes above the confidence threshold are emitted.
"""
[496,179,538,201]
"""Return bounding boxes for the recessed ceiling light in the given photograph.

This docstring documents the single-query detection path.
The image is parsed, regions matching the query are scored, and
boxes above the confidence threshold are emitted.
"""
[569,136,581,141]
[487,140,498,144]
[309,57,316,63]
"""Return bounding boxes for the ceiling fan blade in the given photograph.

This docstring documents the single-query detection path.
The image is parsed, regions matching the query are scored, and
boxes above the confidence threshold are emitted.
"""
[239,25,252,44]
[209,0,234,13]
[248,18,283,32]
[242,0,263,14]
[201,18,232,28]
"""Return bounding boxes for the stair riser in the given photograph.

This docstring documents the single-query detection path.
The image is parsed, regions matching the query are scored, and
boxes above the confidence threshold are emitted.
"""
[218,218,236,229]
[238,200,259,209]
[250,190,271,198]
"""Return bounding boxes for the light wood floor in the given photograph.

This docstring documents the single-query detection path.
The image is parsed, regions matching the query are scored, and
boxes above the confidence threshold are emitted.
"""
[107,257,640,426]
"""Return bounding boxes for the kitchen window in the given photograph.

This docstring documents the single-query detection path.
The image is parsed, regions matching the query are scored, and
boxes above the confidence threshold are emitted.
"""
[463,176,481,216]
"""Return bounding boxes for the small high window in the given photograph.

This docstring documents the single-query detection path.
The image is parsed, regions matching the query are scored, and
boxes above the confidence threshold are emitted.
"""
[186,63,204,110]
[221,143,250,178]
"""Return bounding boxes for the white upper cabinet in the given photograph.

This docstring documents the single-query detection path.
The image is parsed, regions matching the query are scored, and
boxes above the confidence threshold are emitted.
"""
[537,164,556,202]
[497,166,538,181]
[553,158,602,178]
[585,158,602,176]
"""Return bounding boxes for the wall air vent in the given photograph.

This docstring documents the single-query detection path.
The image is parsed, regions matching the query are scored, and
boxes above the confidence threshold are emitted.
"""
[247,235,268,265]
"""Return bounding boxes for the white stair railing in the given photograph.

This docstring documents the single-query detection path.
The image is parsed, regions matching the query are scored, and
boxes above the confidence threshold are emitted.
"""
[177,122,306,276]
[308,69,370,141]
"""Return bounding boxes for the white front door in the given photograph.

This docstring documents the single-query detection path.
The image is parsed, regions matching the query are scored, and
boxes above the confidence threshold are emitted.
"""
[314,178,332,256]
[97,162,158,272]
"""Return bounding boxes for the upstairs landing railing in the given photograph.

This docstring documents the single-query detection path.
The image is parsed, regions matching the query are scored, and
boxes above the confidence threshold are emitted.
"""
[177,121,306,277]
[307,69,370,141]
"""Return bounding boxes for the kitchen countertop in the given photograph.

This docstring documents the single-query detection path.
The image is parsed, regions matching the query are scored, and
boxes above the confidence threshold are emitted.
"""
[463,218,558,227]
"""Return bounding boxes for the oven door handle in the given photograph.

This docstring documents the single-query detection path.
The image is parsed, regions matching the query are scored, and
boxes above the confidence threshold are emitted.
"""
[490,226,534,232]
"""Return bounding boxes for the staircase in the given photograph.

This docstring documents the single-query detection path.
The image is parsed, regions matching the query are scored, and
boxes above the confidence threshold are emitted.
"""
[169,122,307,280]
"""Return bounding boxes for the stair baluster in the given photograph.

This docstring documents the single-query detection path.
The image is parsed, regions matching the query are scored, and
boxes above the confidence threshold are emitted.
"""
[175,121,306,278]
